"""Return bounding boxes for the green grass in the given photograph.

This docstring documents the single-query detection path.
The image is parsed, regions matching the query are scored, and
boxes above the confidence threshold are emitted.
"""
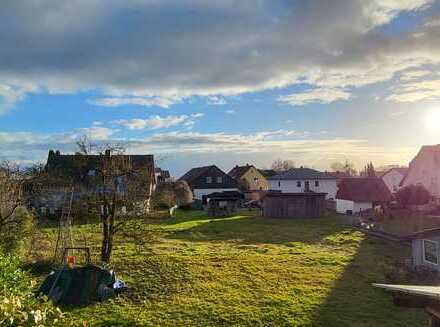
[25,210,427,326]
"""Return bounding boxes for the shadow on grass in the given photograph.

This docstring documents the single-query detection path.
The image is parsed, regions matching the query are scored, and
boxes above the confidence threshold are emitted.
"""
[22,259,53,277]
[312,236,428,326]
[168,214,351,245]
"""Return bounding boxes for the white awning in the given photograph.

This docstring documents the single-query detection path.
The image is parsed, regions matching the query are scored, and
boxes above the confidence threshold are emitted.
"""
[373,283,440,300]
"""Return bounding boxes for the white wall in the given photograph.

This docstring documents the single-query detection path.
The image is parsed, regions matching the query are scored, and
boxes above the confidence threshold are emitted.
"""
[382,170,404,193]
[353,202,373,213]
[193,188,239,200]
[268,179,338,199]
[336,199,354,214]
[336,200,372,214]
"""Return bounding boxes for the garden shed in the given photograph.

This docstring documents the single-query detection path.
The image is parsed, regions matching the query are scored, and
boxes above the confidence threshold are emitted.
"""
[403,228,440,272]
[262,192,326,218]
[205,191,244,217]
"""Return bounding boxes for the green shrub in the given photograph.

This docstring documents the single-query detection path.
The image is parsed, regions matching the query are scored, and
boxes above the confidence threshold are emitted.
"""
[0,250,63,326]
[0,207,36,254]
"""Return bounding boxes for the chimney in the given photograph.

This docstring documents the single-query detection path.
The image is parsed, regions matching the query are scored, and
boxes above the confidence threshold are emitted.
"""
[105,149,111,157]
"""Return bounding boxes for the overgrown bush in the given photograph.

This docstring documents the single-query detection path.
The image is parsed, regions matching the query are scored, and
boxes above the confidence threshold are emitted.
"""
[0,207,35,254]
[396,184,431,207]
[0,250,63,326]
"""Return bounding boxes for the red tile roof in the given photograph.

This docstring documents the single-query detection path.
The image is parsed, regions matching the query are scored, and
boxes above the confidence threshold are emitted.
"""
[336,177,392,202]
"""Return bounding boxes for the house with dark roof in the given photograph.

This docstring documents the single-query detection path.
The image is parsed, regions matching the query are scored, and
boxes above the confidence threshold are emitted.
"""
[401,145,440,198]
[228,164,268,191]
[178,165,239,199]
[378,167,408,193]
[35,149,156,216]
[267,167,338,199]
[336,177,392,214]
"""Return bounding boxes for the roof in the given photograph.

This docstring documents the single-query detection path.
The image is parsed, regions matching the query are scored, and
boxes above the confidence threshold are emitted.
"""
[45,150,154,181]
[206,191,244,200]
[324,171,352,179]
[373,284,440,300]
[258,169,277,178]
[336,177,392,202]
[379,167,408,178]
[178,165,239,189]
[228,165,253,179]
[401,228,440,241]
[267,168,337,180]
[264,192,327,198]
[400,144,440,187]
[178,165,214,183]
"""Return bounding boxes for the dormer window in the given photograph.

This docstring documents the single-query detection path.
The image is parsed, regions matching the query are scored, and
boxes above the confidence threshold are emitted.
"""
[206,176,212,183]
[217,176,222,183]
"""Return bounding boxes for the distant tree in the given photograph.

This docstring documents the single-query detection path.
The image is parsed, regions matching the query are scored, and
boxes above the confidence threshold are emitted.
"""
[330,160,357,176]
[396,184,431,207]
[271,159,295,172]
[363,162,376,177]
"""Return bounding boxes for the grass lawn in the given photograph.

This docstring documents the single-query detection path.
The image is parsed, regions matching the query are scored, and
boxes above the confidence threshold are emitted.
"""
[25,210,427,326]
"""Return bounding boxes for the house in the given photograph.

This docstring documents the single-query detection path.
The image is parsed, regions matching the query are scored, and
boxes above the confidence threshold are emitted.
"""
[262,192,327,219]
[402,228,440,272]
[378,167,408,193]
[155,167,171,184]
[205,191,244,217]
[336,177,392,214]
[178,165,239,200]
[33,149,156,216]
[228,164,269,191]
[401,145,440,198]
[267,167,338,200]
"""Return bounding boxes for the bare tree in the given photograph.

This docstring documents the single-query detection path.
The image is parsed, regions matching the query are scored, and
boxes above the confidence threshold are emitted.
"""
[330,160,357,176]
[271,159,295,172]
[0,161,35,251]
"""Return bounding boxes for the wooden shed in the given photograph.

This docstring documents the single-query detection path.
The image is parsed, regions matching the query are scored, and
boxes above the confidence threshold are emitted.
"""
[402,228,440,273]
[262,192,327,218]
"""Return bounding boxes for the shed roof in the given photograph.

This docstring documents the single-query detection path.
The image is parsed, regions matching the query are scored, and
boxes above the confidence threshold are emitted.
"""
[336,177,392,202]
[401,228,440,241]
[373,284,440,300]
[267,168,336,180]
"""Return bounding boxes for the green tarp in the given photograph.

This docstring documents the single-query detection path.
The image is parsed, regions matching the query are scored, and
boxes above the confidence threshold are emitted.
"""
[39,265,116,305]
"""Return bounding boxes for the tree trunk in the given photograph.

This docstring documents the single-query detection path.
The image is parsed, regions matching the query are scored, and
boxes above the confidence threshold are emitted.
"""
[101,215,113,263]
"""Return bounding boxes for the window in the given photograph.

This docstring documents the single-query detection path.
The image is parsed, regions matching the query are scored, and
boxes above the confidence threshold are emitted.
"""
[206,176,212,183]
[423,239,439,265]
[217,176,222,183]
[297,181,301,187]
[315,180,319,187]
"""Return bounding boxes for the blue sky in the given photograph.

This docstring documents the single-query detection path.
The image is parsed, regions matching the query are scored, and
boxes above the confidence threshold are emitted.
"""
[1,0,440,176]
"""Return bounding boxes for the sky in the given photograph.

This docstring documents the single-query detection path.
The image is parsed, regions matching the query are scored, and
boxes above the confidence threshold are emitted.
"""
[1,0,440,177]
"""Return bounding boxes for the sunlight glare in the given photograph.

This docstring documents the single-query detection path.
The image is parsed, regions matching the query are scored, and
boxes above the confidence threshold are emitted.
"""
[425,109,440,134]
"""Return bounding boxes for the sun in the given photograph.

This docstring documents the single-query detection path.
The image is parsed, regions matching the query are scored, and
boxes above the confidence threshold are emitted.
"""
[425,109,440,133]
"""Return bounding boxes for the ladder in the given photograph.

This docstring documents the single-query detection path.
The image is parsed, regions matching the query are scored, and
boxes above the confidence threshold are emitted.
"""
[53,187,75,265]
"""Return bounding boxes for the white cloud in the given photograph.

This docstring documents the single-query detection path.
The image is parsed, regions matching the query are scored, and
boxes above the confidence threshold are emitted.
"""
[207,96,227,105]
[113,113,204,130]
[278,87,351,106]
[88,96,183,108]
[387,69,440,102]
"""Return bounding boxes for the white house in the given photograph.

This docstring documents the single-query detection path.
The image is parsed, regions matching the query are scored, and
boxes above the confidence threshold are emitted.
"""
[401,145,440,198]
[336,178,392,214]
[267,168,338,200]
[378,167,408,193]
